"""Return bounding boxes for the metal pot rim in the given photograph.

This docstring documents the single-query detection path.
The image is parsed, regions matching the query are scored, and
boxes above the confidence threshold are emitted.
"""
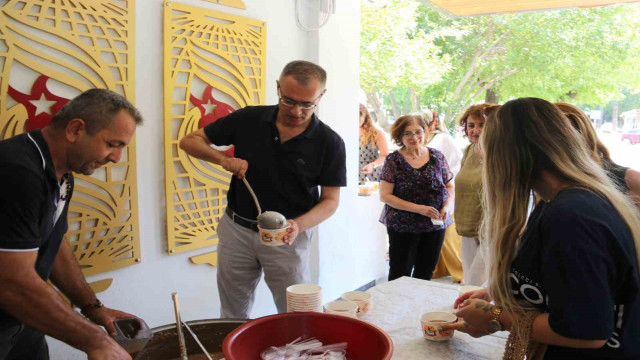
[150,318,248,333]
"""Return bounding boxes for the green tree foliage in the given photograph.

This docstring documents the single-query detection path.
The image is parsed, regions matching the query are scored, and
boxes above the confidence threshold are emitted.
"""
[360,0,451,129]
[599,90,640,122]
[362,1,640,129]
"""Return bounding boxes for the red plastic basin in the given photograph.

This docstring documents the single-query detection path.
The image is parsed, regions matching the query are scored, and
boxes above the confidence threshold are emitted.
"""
[223,312,393,360]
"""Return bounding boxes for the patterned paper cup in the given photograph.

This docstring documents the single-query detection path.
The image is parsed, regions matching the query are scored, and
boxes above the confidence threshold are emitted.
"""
[341,291,372,317]
[420,312,457,341]
[286,284,322,313]
[324,301,358,318]
[258,222,290,246]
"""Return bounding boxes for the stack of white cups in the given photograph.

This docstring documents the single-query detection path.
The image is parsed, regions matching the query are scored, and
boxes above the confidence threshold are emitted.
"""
[286,284,322,313]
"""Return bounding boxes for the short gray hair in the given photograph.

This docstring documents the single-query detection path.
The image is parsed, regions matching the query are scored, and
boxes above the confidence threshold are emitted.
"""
[279,60,327,87]
[50,88,143,135]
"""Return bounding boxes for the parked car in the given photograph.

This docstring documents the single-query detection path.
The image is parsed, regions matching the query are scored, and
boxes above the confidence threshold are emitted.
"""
[621,129,640,144]
[599,122,623,134]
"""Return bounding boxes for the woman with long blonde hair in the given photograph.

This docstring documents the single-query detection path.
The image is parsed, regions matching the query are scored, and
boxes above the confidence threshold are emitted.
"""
[444,98,640,359]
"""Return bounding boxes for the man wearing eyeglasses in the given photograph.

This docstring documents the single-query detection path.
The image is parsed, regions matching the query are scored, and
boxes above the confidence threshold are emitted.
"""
[180,60,346,318]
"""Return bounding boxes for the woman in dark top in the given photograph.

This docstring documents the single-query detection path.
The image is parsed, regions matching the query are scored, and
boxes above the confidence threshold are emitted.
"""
[556,102,640,210]
[379,114,454,281]
[444,98,640,359]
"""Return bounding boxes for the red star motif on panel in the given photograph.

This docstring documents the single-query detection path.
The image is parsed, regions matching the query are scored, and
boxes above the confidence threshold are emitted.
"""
[7,75,70,132]
[190,86,236,156]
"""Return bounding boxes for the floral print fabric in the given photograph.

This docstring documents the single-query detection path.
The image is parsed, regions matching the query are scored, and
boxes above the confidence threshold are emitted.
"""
[379,148,453,233]
[359,138,382,183]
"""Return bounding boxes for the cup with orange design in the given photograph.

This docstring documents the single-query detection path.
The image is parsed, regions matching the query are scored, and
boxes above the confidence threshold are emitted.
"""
[324,300,358,318]
[257,221,291,247]
[341,291,372,317]
[420,312,457,341]
[358,184,373,196]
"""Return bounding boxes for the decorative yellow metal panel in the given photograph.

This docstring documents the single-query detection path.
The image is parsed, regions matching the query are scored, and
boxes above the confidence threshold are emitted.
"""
[190,252,218,267]
[163,1,266,256]
[203,0,247,10]
[0,0,140,276]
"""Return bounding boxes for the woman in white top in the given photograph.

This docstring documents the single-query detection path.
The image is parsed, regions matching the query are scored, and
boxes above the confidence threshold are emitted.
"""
[426,111,464,282]
[425,111,462,175]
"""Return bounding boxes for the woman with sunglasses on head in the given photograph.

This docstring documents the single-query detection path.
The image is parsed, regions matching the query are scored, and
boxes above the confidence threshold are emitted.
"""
[454,104,500,286]
[445,98,640,360]
[379,114,454,281]
[556,102,640,210]
[359,104,389,184]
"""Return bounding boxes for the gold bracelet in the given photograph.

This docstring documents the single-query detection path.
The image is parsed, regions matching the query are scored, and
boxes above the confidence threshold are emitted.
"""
[79,299,104,317]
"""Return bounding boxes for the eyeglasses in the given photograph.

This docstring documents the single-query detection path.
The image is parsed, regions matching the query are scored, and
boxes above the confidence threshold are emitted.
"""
[278,88,322,110]
[402,130,425,138]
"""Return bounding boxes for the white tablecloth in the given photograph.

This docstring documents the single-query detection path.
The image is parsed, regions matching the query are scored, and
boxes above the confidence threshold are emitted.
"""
[360,277,507,360]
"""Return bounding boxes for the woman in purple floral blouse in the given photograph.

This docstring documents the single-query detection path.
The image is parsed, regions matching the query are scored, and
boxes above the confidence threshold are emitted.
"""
[379,114,454,281]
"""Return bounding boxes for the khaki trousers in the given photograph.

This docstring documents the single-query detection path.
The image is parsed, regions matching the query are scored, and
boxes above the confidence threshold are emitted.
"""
[216,212,314,318]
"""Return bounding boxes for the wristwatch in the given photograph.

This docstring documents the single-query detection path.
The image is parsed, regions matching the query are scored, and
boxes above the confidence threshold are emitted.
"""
[488,305,504,333]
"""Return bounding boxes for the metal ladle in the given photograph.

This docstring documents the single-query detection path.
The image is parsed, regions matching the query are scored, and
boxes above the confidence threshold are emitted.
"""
[241,177,287,229]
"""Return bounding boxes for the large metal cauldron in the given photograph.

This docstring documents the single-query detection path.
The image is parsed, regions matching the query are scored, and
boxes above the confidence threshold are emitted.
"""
[134,319,246,360]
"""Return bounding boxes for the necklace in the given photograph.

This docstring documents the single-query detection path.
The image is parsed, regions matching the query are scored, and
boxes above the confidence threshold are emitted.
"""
[60,173,72,201]
[404,150,421,160]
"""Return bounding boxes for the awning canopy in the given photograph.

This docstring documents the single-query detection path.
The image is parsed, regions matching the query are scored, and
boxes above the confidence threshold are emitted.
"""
[421,0,640,16]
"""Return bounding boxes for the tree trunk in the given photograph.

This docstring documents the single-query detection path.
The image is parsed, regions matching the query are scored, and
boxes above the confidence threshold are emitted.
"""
[596,106,603,128]
[388,91,401,119]
[366,92,389,131]
[612,101,619,131]
[485,88,499,104]
[409,87,419,112]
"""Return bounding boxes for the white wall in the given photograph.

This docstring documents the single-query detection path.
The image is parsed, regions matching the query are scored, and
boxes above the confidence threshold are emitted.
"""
[314,0,388,301]
[48,1,387,358]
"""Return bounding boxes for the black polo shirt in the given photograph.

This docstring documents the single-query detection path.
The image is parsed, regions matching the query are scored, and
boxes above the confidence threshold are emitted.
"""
[203,105,346,219]
[0,129,73,325]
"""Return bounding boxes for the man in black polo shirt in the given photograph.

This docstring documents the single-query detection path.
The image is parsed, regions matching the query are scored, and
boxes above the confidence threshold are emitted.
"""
[0,89,142,360]
[180,60,346,318]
